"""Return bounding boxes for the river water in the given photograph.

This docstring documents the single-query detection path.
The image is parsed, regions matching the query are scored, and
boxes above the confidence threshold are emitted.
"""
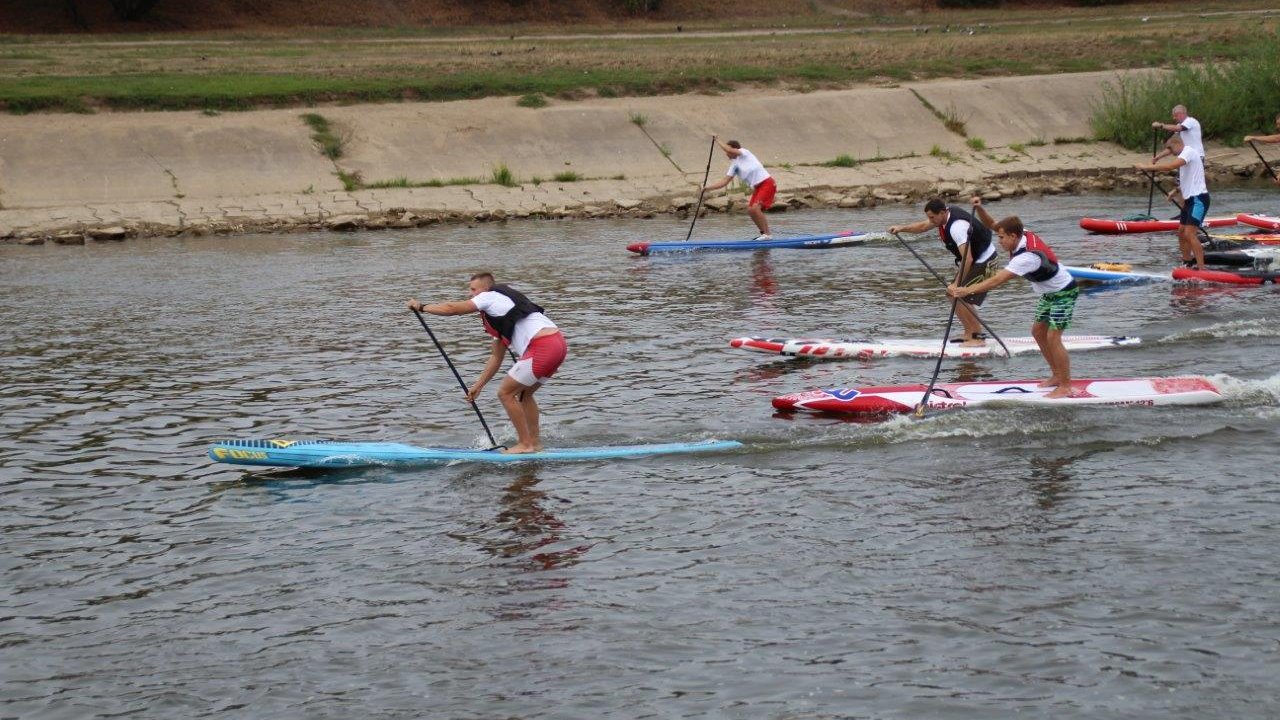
[3,189,1279,719]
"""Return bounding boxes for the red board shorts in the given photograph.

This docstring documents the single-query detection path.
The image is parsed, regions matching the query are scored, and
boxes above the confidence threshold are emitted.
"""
[508,331,567,387]
[749,177,777,210]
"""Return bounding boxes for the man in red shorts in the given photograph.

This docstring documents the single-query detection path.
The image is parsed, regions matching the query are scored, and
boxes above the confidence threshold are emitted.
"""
[702,136,777,240]
[408,272,567,454]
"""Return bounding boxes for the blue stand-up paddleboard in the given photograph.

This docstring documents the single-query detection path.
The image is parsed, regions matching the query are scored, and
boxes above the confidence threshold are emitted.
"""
[627,231,887,255]
[209,438,742,469]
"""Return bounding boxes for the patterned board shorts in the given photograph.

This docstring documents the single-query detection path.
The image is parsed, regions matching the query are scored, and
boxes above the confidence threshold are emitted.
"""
[1034,285,1080,330]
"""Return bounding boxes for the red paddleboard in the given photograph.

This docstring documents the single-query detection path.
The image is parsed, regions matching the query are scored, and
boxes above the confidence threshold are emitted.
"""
[1171,267,1280,285]
[772,377,1223,415]
[1237,213,1280,231]
[1080,217,1238,234]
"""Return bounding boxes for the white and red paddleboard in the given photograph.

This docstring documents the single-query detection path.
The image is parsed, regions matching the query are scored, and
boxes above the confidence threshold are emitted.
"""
[1237,213,1280,231]
[1080,217,1238,234]
[772,376,1223,415]
[730,335,1140,359]
[1171,267,1280,285]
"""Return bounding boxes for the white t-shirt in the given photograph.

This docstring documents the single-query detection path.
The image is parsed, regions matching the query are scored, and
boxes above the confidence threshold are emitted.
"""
[946,217,997,264]
[1005,237,1074,295]
[1178,116,1203,155]
[1176,146,1207,198]
[726,148,770,188]
[471,290,557,356]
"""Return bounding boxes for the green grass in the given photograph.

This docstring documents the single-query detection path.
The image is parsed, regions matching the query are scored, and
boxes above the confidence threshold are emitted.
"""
[822,154,858,167]
[966,137,986,151]
[629,112,647,127]
[1027,137,1047,147]
[1053,136,1091,144]
[1009,142,1026,154]
[929,144,958,161]
[517,93,548,108]
[553,171,582,182]
[1091,36,1280,149]
[336,170,362,191]
[491,163,517,187]
[300,112,344,159]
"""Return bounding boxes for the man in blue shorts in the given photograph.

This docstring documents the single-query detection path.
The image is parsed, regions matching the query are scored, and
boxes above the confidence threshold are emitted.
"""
[1136,134,1209,269]
[948,216,1079,399]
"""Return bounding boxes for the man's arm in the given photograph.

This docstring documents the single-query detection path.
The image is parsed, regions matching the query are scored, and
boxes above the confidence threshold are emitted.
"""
[703,175,733,192]
[949,270,1015,298]
[888,219,935,235]
[1243,133,1280,144]
[465,340,507,403]
[407,299,478,315]
[969,196,996,228]
[1134,157,1187,173]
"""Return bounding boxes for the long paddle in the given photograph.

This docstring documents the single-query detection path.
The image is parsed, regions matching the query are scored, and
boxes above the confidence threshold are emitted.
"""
[411,308,501,449]
[890,231,1011,358]
[916,293,960,418]
[1145,127,1160,218]
[1137,169,1212,243]
[1248,140,1279,182]
[684,136,716,242]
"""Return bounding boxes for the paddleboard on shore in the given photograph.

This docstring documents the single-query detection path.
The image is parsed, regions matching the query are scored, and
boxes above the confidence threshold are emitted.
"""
[209,438,742,468]
[1079,217,1238,234]
[627,231,886,255]
[772,377,1223,415]
[729,335,1140,359]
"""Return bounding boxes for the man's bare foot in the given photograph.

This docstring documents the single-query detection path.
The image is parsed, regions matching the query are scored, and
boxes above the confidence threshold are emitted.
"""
[502,444,540,454]
[1037,378,1061,388]
[1044,386,1073,399]
[961,338,986,347]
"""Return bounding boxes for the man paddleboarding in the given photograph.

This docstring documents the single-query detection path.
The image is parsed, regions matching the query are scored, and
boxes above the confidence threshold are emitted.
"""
[702,136,776,240]
[948,216,1079,399]
[1135,134,1210,269]
[1152,104,1203,159]
[890,199,997,347]
[1243,112,1280,186]
[408,273,567,454]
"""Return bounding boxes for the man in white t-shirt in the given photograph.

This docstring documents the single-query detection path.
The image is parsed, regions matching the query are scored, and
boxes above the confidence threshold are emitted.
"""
[949,216,1079,399]
[889,199,998,347]
[701,136,777,240]
[1152,104,1203,160]
[408,272,567,454]
[1135,134,1210,269]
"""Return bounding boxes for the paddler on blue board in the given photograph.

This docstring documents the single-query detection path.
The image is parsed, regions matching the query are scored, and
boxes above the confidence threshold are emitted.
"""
[1134,134,1210,270]
[408,273,567,454]
[701,136,776,240]
[947,216,1079,400]
[889,199,998,347]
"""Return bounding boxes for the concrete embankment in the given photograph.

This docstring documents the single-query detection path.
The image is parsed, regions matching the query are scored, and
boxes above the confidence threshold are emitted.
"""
[0,70,1274,244]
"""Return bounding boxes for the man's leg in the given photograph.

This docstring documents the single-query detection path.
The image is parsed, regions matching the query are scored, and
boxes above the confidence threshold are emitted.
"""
[497,376,538,453]
[748,203,771,236]
[520,384,543,451]
[1184,225,1205,268]
[955,301,984,345]
[1042,326,1072,398]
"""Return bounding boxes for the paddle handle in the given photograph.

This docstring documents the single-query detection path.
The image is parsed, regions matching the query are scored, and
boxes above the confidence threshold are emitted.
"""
[411,308,501,449]
[684,136,717,242]
[1146,127,1160,217]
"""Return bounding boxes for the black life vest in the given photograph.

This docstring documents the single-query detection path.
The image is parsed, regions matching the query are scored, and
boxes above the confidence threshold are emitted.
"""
[1010,245,1061,283]
[937,205,993,265]
[479,284,545,346]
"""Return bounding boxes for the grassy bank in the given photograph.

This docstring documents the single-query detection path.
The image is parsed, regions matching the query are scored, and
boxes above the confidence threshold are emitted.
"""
[1,4,1277,113]
[1090,35,1280,149]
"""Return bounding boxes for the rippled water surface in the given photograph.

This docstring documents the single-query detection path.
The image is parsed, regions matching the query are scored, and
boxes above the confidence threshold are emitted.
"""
[4,190,1280,719]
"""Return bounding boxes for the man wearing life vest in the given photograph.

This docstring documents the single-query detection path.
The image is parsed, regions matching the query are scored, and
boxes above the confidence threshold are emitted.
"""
[890,198,998,347]
[1135,134,1210,269]
[947,216,1079,399]
[408,272,567,454]
[702,136,777,241]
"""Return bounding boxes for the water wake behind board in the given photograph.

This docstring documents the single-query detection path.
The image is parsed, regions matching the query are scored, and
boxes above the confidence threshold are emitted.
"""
[730,335,1139,359]
[627,231,886,255]
[209,438,742,469]
[773,377,1223,415]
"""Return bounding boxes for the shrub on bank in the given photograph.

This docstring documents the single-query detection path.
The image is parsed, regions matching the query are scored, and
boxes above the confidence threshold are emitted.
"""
[1091,35,1280,150]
